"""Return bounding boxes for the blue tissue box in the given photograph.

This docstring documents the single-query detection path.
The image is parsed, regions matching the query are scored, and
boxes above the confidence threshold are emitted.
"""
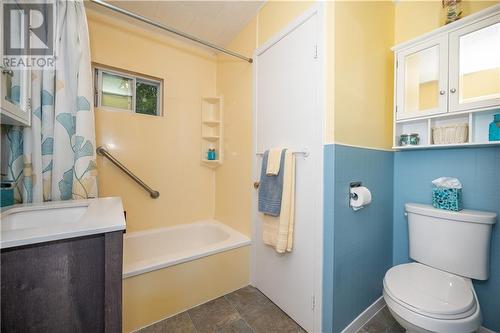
[432,187,462,211]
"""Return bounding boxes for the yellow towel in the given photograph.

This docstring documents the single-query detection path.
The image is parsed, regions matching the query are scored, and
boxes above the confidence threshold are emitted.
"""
[266,148,283,176]
[262,150,295,253]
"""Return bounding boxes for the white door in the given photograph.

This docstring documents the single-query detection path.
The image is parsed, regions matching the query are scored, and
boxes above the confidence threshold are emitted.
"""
[252,10,323,333]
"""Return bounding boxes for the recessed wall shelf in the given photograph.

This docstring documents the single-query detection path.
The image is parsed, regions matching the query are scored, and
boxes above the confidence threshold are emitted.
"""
[201,96,223,168]
[392,5,500,151]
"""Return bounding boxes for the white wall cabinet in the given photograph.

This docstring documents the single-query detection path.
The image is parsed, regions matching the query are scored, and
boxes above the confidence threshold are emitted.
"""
[393,5,500,149]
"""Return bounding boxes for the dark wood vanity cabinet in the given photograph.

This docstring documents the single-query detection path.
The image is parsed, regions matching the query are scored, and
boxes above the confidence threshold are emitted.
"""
[1,231,123,333]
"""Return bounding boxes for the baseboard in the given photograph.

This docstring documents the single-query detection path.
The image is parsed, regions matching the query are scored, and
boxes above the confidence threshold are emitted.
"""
[340,296,386,333]
[478,326,497,333]
[339,296,497,333]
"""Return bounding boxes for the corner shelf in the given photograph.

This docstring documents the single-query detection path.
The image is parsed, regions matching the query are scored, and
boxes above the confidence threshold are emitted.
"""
[393,108,500,150]
[201,96,223,168]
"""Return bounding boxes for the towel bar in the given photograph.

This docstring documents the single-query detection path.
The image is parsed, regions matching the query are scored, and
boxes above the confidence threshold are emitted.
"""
[255,148,309,157]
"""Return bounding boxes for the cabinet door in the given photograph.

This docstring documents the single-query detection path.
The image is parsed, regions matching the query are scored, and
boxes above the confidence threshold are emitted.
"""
[1,68,31,126]
[449,14,500,113]
[396,36,448,120]
[0,3,31,127]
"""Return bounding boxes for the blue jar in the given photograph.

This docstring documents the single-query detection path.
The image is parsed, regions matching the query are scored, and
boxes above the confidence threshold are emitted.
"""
[489,114,500,141]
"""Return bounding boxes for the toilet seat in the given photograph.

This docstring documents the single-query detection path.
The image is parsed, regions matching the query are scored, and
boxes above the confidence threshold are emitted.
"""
[384,263,477,320]
[383,263,482,333]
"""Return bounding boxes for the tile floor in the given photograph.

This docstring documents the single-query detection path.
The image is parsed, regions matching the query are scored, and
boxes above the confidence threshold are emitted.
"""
[138,285,404,333]
[358,306,405,333]
[138,285,305,333]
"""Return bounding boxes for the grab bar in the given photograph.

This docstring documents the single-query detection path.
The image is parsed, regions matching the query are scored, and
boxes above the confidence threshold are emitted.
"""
[96,146,160,199]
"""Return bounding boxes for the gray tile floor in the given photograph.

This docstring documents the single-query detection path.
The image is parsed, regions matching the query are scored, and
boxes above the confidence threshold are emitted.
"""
[358,307,405,333]
[138,285,306,333]
[138,285,403,333]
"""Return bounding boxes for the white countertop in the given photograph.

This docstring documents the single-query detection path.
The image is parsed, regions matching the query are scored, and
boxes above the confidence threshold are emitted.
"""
[0,197,126,249]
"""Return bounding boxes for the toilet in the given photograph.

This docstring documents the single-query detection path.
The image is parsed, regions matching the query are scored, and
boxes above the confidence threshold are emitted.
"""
[384,203,497,333]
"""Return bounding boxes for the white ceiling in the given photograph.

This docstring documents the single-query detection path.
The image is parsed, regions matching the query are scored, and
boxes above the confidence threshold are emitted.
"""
[88,1,265,47]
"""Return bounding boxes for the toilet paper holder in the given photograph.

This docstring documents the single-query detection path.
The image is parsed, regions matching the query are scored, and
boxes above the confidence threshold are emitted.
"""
[349,181,364,210]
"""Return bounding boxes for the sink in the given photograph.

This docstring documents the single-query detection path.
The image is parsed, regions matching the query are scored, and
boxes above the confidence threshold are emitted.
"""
[1,204,89,232]
[0,197,126,249]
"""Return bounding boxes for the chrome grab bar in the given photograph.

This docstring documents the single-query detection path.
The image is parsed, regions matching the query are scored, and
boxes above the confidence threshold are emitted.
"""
[96,146,160,199]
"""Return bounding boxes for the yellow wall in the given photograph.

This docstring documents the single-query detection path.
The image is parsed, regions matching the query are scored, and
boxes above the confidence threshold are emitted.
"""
[87,9,217,233]
[395,0,498,44]
[333,1,395,150]
[123,246,250,332]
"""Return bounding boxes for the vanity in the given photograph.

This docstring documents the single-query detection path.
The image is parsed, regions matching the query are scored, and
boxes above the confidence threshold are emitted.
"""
[0,197,126,333]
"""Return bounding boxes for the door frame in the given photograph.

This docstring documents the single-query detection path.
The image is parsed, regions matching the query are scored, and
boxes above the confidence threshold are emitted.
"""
[251,3,326,332]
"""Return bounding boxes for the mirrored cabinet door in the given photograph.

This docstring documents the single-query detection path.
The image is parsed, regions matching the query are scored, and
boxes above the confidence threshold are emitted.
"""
[396,36,449,120]
[1,67,31,126]
[449,14,500,112]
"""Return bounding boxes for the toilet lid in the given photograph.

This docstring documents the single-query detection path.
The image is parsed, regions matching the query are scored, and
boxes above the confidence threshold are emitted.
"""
[384,263,476,318]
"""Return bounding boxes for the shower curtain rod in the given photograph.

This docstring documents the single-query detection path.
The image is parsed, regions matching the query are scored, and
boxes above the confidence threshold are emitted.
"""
[89,0,253,63]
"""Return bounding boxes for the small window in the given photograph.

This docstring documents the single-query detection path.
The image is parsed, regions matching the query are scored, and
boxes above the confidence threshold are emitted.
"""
[94,67,162,116]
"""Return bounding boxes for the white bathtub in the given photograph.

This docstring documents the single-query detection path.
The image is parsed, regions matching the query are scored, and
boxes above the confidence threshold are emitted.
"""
[123,220,251,278]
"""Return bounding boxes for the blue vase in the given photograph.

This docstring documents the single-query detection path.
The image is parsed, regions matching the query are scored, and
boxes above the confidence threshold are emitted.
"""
[489,114,500,141]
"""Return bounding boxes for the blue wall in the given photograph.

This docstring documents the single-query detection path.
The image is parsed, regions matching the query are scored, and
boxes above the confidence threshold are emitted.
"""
[323,144,394,333]
[393,147,500,332]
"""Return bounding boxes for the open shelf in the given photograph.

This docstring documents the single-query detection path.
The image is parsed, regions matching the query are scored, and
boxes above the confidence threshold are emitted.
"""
[394,108,500,150]
[201,97,223,168]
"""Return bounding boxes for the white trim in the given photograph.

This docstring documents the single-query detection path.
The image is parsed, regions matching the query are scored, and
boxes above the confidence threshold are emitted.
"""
[478,326,497,333]
[251,3,325,333]
[392,4,500,51]
[341,296,386,333]
[329,142,394,152]
[341,297,498,333]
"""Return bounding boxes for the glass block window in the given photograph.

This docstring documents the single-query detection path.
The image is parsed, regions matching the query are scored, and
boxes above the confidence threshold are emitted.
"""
[94,67,162,116]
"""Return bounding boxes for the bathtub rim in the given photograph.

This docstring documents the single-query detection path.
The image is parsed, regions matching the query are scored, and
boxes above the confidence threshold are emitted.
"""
[123,220,251,278]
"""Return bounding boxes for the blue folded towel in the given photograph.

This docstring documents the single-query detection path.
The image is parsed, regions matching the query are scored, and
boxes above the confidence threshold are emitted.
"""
[258,149,286,216]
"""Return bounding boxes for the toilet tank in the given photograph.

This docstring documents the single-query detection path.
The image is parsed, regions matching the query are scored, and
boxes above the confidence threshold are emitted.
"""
[405,203,497,280]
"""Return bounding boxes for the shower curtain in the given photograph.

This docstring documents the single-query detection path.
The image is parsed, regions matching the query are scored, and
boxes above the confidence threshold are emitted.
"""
[6,0,97,203]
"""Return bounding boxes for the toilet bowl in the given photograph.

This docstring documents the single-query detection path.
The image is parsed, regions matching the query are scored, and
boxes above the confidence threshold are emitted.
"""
[383,263,481,333]
[384,203,496,333]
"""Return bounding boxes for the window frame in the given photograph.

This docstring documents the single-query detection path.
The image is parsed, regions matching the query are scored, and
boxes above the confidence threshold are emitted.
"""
[93,65,163,116]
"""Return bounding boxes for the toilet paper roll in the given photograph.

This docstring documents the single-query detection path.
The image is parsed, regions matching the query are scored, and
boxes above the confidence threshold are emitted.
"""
[350,186,372,211]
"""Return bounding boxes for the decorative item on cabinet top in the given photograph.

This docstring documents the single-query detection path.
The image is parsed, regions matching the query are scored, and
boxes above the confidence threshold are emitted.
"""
[201,97,223,168]
[392,4,500,150]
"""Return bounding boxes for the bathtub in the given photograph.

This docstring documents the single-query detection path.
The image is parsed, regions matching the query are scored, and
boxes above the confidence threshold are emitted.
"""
[122,220,251,331]
[123,220,251,278]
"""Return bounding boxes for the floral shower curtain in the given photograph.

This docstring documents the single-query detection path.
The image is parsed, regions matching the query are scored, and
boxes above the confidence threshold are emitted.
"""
[6,0,97,203]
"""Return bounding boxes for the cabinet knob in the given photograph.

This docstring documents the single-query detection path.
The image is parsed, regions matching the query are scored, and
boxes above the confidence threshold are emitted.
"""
[450,88,457,93]
[2,69,14,77]
[439,90,446,95]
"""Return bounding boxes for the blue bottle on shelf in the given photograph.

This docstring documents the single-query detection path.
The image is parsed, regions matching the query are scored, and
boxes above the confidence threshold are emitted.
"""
[207,149,217,160]
[489,114,500,141]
